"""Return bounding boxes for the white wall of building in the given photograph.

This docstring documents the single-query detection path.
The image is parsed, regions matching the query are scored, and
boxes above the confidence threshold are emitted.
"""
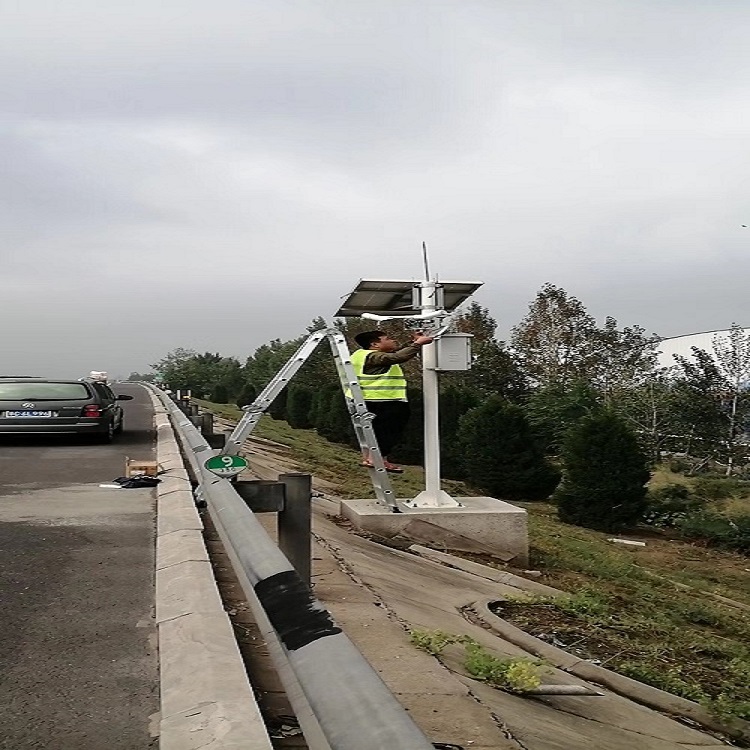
[656,328,750,369]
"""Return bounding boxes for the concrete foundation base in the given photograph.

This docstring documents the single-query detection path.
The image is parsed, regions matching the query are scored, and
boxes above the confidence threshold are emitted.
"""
[339,496,528,566]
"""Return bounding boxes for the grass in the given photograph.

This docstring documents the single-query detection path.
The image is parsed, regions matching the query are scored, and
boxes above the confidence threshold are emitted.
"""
[198,399,750,723]
[196,398,474,500]
[499,502,750,721]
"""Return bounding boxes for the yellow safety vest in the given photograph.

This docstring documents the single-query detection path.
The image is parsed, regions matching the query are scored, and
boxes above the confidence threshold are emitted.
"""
[350,349,407,401]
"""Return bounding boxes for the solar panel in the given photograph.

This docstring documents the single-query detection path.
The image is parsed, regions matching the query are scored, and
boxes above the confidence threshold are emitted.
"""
[335,279,483,317]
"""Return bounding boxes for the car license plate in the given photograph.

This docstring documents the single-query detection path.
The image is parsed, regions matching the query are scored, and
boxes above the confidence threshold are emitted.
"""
[4,410,55,418]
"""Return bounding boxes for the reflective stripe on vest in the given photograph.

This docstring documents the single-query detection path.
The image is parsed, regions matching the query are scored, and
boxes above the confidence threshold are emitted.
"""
[350,349,407,401]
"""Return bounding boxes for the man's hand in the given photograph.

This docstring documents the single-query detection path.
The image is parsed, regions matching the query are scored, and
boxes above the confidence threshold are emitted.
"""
[412,332,434,346]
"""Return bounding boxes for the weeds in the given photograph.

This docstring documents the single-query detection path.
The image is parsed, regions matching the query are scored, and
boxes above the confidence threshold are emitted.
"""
[617,662,705,702]
[408,629,463,656]
[408,629,544,693]
[463,641,543,692]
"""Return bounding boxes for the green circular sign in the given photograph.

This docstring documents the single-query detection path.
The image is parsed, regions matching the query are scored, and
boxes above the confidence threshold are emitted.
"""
[204,454,249,478]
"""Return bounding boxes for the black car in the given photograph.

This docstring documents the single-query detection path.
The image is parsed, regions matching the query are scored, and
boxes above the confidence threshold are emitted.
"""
[0,377,134,442]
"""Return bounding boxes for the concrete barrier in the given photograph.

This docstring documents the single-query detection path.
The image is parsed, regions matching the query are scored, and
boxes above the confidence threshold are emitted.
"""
[150,396,272,750]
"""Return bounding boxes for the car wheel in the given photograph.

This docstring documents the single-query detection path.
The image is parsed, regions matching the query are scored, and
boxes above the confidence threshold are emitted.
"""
[96,422,115,443]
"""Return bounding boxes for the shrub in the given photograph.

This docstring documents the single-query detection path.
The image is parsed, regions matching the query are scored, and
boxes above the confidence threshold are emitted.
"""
[555,410,650,531]
[315,387,356,447]
[677,511,750,553]
[668,456,692,474]
[692,477,744,503]
[644,483,704,527]
[389,388,424,465]
[457,397,560,501]
[209,383,229,404]
[439,385,480,479]
[286,385,314,429]
[235,384,258,409]
[526,380,601,454]
[268,388,287,420]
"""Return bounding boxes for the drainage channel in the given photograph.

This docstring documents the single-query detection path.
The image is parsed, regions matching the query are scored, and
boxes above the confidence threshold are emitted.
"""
[202,510,308,748]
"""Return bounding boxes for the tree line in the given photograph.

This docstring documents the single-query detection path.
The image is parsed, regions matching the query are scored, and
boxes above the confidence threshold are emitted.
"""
[133,284,750,535]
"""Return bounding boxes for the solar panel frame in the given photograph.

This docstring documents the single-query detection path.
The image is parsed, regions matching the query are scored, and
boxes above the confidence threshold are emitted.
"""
[335,279,482,317]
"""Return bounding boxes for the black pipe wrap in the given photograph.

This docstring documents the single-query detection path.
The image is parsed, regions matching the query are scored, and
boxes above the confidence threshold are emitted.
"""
[255,570,342,651]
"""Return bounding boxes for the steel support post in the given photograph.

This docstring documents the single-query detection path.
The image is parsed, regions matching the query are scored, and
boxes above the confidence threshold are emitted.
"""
[279,473,312,587]
[199,411,214,436]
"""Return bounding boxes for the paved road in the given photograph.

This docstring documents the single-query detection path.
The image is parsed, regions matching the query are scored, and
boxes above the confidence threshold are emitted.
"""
[0,383,158,750]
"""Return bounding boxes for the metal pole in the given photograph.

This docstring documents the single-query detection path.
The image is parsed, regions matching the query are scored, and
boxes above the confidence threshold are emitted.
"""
[421,282,441,499]
[279,473,312,587]
[408,282,460,508]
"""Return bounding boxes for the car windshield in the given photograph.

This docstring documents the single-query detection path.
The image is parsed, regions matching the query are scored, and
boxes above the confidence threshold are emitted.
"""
[0,382,90,400]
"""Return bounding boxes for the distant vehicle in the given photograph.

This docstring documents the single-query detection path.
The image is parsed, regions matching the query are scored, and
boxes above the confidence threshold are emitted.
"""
[0,378,134,442]
[89,371,109,383]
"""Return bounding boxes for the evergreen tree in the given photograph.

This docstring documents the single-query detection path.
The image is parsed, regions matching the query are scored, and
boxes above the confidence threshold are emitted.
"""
[439,385,479,478]
[235,383,258,409]
[210,383,229,403]
[286,385,314,429]
[555,410,650,531]
[457,397,560,501]
[389,389,424,465]
[316,387,356,447]
[310,385,333,430]
[268,388,288,420]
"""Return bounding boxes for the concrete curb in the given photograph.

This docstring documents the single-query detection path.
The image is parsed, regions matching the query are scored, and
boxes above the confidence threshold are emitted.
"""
[150,394,273,750]
[470,597,750,745]
[409,544,563,597]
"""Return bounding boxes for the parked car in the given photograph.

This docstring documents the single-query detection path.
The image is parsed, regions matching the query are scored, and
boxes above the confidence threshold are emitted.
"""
[0,377,133,442]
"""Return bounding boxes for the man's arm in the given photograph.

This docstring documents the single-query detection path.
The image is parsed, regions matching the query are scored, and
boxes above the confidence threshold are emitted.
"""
[362,334,434,373]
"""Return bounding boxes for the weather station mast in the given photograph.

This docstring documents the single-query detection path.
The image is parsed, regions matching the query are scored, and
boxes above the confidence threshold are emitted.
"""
[335,245,481,508]
[220,246,528,562]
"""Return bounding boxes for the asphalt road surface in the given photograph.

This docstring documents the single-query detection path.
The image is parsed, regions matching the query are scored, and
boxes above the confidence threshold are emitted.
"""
[0,383,158,750]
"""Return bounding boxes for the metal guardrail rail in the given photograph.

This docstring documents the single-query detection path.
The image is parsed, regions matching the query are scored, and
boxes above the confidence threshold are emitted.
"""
[149,385,435,750]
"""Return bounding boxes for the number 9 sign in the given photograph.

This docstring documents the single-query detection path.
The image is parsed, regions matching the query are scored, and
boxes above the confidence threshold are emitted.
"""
[204,453,249,478]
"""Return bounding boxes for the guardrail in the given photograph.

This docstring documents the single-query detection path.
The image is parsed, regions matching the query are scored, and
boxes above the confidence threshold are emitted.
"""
[149,385,435,750]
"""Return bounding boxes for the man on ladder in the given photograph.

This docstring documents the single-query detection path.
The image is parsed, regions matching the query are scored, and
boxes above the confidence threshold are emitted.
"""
[351,330,434,473]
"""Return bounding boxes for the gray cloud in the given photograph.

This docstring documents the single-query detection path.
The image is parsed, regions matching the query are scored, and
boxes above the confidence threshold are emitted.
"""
[2,1,749,378]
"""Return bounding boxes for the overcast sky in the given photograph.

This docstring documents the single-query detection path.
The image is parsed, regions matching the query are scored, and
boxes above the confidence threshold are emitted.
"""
[3,1,749,378]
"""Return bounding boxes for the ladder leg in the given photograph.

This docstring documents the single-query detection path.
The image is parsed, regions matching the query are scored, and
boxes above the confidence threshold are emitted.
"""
[224,331,329,455]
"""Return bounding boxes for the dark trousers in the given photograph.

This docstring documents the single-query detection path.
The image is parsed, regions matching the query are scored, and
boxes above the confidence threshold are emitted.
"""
[365,400,411,457]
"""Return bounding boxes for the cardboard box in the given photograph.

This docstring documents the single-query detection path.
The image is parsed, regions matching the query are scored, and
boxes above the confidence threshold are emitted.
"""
[125,459,159,477]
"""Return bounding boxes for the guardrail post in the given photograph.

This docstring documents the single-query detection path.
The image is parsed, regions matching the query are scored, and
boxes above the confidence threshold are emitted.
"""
[278,473,312,587]
[199,412,214,436]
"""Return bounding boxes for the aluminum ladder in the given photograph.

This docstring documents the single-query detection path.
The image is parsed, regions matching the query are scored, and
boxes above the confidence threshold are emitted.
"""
[223,329,400,511]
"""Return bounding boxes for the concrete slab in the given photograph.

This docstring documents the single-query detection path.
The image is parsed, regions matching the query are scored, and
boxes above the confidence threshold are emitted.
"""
[156,528,210,569]
[327,601,467,695]
[339,495,528,565]
[157,491,204,536]
[155,555,225,624]
[159,701,272,750]
[159,611,261,719]
[312,510,730,750]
